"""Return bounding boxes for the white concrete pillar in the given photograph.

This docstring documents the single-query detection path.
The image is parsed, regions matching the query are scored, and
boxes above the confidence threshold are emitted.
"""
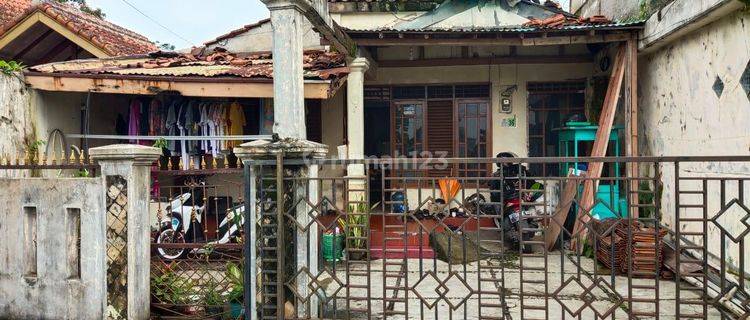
[90,144,161,320]
[235,139,328,319]
[346,57,370,177]
[262,0,307,139]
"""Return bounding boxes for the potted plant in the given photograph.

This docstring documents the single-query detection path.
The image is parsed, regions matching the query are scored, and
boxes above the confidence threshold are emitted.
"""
[337,202,369,261]
[153,138,170,170]
[203,283,226,320]
[225,262,244,318]
[151,267,195,315]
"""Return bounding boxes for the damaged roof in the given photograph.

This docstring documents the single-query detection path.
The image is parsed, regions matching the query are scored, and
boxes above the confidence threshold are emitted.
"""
[341,0,641,33]
[26,48,349,81]
[0,0,156,56]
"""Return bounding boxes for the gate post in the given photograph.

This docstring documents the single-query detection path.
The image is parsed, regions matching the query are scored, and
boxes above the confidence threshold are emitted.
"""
[90,144,161,320]
[235,138,328,319]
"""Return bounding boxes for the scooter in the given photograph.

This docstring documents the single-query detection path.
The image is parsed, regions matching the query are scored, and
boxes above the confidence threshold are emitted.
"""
[155,193,206,260]
[155,193,275,260]
[464,153,546,253]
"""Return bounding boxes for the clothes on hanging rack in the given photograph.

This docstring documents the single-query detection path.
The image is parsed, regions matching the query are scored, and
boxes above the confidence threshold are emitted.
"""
[122,96,254,170]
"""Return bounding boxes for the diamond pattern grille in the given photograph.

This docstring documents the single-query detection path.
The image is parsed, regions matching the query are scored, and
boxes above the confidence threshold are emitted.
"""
[106,175,128,319]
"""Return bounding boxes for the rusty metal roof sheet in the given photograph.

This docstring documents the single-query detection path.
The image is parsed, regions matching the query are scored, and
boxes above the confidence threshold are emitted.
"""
[27,48,349,81]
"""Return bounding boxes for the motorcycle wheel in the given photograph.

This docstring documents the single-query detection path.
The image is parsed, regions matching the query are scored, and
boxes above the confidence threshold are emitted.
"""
[497,216,533,254]
[156,228,187,260]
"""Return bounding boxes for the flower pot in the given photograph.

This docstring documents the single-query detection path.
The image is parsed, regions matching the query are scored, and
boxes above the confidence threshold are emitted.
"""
[169,156,181,170]
[227,153,238,168]
[205,305,225,320]
[229,302,244,318]
[158,156,170,170]
[348,250,368,261]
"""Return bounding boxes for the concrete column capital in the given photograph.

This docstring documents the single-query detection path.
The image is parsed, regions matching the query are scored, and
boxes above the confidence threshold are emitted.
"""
[347,57,371,74]
[234,138,329,162]
[260,0,307,12]
[89,144,161,166]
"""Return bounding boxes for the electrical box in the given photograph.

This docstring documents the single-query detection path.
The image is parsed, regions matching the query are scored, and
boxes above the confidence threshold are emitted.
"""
[500,96,512,113]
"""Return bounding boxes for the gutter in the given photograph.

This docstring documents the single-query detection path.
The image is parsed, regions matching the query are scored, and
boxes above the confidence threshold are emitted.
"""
[639,0,747,54]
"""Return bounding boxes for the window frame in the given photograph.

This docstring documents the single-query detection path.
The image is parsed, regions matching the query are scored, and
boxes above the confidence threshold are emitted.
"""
[526,81,587,177]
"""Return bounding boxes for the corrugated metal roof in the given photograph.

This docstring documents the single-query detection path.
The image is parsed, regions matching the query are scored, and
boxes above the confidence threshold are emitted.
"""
[27,49,349,81]
[343,20,644,33]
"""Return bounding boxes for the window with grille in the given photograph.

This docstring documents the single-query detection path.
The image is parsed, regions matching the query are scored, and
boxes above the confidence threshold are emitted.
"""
[457,101,490,177]
[528,82,586,177]
[379,84,491,178]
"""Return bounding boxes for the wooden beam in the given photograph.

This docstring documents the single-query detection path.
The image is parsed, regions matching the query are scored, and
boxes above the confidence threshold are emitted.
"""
[298,0,357,57]
[626,37,639,218]
[570,45,627,251]
[11,28,54,60]
[348,32,631,47]
[37,39,75,64]
[545,169,582,250]
[378,55,593,68]
[24,74,336,99]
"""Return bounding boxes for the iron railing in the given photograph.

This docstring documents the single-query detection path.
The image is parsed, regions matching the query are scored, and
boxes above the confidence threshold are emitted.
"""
[149,180,245,319]
[244,155,750,320]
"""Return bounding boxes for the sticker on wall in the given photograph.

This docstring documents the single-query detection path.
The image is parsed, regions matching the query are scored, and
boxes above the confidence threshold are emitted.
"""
[500,115,517,128]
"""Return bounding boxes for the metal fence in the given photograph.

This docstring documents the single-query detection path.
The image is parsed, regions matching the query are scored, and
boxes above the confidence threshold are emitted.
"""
[149,178,245,319]
[244,155,750,320]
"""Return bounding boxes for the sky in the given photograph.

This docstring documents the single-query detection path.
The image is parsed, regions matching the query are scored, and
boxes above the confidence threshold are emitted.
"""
[85,0,270,49]
[85,0,571,49]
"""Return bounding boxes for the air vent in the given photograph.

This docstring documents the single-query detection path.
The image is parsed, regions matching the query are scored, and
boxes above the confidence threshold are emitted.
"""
[393,86,426,99]
[455,85,490,98]
[713,76,724,98]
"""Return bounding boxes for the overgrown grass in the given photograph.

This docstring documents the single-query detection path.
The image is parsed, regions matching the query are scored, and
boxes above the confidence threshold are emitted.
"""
[0,60,24,75]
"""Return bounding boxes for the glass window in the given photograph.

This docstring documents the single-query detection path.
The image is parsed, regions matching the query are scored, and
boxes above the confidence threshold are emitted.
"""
[527,82,586,177]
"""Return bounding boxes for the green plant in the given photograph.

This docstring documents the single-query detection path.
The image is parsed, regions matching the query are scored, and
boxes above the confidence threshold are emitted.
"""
[203,283,226,306]
[225,262,244,303]
[338,202,368,250]
[0,60,23,75]
[75,169,90,177]
[153,138,168,149]
[151,268,195,305]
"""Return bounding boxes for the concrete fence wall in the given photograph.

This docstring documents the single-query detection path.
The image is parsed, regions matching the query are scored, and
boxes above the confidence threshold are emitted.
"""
[0,144,160,320]
[0,178,106,319]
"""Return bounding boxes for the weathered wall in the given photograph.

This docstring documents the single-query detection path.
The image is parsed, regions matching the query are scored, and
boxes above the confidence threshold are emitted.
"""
[205,19,323,53]
[0,178,106,319]
[571,0,641,20]
[0,73,33,175]
[638,9,750,271]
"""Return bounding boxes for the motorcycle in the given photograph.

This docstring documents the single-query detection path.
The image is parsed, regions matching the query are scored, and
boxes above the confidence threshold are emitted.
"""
[155,193,275,260]
[465,153,546,253]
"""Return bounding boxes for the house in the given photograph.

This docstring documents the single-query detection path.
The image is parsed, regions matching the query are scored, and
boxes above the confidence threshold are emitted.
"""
[22,0,640,180]
[0,0,156,65]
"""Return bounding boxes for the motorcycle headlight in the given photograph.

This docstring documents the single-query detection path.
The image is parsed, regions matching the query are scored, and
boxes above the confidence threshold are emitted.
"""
[171,217,180,230]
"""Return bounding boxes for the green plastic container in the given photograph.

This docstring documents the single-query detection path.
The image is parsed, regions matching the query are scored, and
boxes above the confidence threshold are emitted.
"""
[322,234,344,262]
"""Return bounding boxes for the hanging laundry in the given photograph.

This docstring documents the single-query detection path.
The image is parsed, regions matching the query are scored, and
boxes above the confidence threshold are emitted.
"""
[227,101,246,148]
[128,99,142,144]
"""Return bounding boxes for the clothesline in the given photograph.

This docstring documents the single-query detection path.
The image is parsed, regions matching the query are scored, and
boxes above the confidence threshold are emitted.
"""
[67,134,272,141]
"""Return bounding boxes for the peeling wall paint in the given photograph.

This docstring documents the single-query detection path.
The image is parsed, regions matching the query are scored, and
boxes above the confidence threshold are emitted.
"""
[639,10,750,272]
[0,73,34,177]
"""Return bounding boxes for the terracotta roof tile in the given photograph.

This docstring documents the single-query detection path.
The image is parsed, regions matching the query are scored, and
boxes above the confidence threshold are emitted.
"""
[0,0,156,56]
[27,48,349,81]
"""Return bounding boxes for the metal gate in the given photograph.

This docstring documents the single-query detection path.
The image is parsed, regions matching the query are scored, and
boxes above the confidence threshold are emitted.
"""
[244,155,750,320]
